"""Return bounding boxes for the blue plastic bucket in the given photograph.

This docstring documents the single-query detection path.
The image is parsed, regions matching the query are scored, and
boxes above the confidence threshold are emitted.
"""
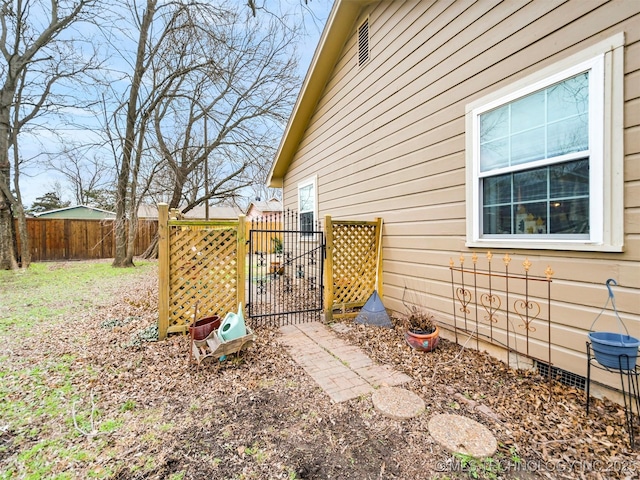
[588,331,640,370]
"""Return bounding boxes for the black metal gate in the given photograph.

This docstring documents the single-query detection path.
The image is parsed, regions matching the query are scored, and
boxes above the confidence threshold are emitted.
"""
[247,210,324,327]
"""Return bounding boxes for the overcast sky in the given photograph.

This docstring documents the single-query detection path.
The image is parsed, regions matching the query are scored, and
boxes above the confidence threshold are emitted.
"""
[19,0,333,208]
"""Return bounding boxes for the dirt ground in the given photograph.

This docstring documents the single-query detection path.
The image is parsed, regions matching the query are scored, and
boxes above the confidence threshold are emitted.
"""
[1,262,639,479]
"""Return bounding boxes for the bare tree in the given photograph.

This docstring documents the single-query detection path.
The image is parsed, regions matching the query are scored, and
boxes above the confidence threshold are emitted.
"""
[0,0,103,269]
[47,146,114,207]
[156,17,298,208]
[108,0,301,266]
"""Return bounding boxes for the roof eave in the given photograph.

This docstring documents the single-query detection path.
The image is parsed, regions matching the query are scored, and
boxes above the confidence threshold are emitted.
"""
[268,0,374,188]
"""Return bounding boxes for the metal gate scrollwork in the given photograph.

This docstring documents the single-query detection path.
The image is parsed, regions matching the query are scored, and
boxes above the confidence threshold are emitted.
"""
[247,210,324,326]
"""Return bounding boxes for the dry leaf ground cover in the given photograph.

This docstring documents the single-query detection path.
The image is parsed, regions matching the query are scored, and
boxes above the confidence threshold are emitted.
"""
[1,260,639,479]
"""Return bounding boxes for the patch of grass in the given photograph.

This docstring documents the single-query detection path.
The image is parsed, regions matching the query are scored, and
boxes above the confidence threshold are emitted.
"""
[86,465,114,478]
[143,456,156,471]
[0,260,154,335]
[244,442,268,463]
[98,418,123,433]
[452,452,505,480]
[120,399,137,412]
[447,401,460,410]
[0,355,77,432]
[140,431,161,444]
[159,422,174,432]
[285,468,299,480]
[13,439,94,480]
[0,260,155,478]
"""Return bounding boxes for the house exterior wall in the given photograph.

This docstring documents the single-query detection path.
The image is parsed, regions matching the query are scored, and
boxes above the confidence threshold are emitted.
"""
[281,0,640,389]
[246,200,283,220]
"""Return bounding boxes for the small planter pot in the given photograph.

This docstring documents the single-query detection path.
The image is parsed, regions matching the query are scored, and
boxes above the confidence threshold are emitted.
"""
[588,279,640,370]
[405,325,440,352]
[189,315,221,341]
[270,261,284,275]
[588,331,639,370]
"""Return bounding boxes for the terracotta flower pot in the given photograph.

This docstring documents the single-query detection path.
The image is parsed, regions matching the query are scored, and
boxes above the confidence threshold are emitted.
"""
[405,325,440,352]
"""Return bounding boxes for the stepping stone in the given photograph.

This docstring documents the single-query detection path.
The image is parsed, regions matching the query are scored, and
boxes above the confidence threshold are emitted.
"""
[428,414,497,458]
[372,386,425,419]
[329,322,352,334]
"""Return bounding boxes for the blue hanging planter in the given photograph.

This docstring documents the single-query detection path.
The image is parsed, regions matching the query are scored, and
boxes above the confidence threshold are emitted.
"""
[588,279,639,370]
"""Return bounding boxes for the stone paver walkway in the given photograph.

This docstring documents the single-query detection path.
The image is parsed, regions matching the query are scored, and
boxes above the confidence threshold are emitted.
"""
[278,322,498,449]
[278,322,412,402]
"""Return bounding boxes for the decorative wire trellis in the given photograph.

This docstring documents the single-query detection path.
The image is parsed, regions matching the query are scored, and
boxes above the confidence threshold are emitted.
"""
[449,251,554,383]
[247,209,324,327]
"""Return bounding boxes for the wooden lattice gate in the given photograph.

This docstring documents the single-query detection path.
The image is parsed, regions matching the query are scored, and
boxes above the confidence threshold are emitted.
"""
[324,216,383,321]
[158,204,246,339]
[247,210,325,326]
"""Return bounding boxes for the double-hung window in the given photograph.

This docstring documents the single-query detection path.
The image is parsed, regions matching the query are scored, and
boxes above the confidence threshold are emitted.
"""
[466,35,624,251]
[298,177,317,237]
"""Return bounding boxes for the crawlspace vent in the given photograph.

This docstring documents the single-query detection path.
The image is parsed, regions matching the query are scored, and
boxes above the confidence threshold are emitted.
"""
[536,361,586,391]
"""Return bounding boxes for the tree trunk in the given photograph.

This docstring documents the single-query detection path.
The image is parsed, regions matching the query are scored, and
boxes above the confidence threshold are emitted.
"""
[0,60,17,269]
[112,216,132,267]
[125,198,138,266]
[113,1,157,268]
[0,204,17,270]
[0,109,17,269]
[15,203,30,268]
[12,97,30,268]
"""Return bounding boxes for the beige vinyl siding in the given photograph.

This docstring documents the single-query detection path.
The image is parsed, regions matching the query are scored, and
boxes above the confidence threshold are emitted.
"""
[282,0,640,390]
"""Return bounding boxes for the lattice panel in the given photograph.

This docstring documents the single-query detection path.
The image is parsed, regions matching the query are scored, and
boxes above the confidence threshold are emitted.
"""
[168,225,238,332]
[331,223,377,306]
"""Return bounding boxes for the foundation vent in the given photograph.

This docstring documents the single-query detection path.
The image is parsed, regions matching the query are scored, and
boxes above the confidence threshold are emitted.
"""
[536,361,586,391]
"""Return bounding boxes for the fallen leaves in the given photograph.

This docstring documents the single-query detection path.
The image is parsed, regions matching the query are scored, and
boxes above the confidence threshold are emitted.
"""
[1,260,639,480]
[338,321,640,479]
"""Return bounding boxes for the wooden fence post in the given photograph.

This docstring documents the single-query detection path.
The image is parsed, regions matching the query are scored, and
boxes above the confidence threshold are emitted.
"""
[375,217,383,298]
[236,214,246,311]
[324,215,334,322]
[157,203,169,340]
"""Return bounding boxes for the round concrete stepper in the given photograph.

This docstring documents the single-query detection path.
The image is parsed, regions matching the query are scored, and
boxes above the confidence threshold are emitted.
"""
[372,386,425,419]
[428,414,497,458]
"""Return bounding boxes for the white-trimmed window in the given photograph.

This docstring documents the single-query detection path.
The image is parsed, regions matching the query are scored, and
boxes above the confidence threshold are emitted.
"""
[298,176,317,237]
[465,35,624,252]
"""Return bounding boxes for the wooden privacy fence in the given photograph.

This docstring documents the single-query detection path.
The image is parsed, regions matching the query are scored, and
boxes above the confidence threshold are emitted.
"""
[245,217,282,254]
[14,217,157,261]
[157,204,246,339]
[324,216,383,321]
